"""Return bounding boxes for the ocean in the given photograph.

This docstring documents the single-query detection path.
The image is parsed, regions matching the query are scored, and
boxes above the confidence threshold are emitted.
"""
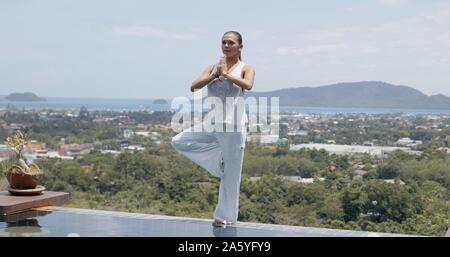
[1,97,450,115]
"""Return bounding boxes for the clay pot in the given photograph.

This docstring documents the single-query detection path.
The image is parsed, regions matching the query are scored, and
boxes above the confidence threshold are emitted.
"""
[6,172,41,189]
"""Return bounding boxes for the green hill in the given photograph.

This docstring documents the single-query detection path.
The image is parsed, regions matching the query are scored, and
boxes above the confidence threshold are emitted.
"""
[247,81,450,109]
[5,92,46,102]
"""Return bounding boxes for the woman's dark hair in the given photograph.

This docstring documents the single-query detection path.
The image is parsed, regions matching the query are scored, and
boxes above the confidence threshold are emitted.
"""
[223,31,242,60]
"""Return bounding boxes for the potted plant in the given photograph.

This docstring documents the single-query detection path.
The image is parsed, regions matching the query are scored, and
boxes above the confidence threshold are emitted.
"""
[3,130,43,191]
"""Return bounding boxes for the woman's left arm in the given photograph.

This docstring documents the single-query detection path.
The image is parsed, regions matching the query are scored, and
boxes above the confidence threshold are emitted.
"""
[222,65,255,91]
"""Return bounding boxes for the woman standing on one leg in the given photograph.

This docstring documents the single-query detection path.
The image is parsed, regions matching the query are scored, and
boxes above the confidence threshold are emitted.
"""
[171,31,255,227]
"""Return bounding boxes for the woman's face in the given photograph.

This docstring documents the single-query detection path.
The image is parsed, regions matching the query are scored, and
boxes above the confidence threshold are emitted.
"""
[221,33,242,58]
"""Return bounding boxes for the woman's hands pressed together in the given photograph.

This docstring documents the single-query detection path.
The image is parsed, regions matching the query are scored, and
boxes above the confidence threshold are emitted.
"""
[217,56,228,77]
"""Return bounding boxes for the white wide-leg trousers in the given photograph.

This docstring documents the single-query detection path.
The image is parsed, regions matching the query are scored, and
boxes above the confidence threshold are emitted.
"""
[171,124,246,223]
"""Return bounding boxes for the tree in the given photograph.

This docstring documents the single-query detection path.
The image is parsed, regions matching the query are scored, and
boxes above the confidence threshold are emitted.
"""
[318,195,345,221]
[287,183,326,206]
[0,127,7,141]
[364,181,418,222]
[296,158,319,178]
[378,162,401,179]
[287,204,318,226]
[341,186,367,222]
[78,106,91,121]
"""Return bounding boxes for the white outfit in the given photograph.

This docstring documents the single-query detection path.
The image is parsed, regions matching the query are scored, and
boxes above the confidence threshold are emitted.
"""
[171,61,247,223]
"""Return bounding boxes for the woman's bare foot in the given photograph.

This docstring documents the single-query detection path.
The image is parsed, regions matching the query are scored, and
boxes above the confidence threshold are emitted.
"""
[212,219,227,227]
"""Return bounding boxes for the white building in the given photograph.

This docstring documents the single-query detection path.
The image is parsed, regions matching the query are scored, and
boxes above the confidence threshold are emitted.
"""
[100,150,121,155]
[290,143,421,157]
[282,176,315,184]
[246,134,280,144]
[396,137,415,146]
[260,134,280,144]
[123,145,145,151]
[123,129,134,138]
[249,176,325,184]
[287,130,308,136]
[135,131,151,137]
[383,179,406,185]
[25,151,74,161]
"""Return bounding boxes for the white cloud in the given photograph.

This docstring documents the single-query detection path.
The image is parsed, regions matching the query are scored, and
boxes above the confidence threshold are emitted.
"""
[378,0,412,7]
[275,26,382,58]
[112,25,206,40]
[268,7,450,95]
[342,6,369,12]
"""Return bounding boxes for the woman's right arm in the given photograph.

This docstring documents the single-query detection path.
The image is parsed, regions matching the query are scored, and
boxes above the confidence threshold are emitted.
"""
[190,64,216,92]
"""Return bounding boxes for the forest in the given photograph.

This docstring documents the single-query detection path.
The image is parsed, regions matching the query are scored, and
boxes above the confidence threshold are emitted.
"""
[1,109,449,236]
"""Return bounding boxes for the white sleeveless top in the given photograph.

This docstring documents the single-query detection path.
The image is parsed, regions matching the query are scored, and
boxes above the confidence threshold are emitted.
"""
[206,61,247,131]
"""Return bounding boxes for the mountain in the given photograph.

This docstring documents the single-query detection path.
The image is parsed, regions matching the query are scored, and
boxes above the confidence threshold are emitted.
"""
[5,92,46,102]
[247,81,450,109]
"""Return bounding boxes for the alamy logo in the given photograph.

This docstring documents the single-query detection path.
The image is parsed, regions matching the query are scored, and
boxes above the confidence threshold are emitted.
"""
[170,91,279,135]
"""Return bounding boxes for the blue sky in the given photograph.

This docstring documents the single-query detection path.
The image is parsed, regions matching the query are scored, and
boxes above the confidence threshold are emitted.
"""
[1,0,450,99]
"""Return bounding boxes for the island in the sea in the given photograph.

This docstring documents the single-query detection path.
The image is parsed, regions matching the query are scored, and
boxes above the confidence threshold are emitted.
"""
[5,92,46,102]
[152,99,168,105]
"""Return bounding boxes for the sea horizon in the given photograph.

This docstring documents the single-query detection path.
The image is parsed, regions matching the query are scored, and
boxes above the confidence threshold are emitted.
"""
[1,96,450,115]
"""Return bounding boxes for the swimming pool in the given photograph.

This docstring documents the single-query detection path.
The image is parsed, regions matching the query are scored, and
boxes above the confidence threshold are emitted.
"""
[0,207,417,237]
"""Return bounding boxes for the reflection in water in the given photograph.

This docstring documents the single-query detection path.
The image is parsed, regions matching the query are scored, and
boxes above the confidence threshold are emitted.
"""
[212,225,238,237]
[5,218,42,237]
[0,210,51,237]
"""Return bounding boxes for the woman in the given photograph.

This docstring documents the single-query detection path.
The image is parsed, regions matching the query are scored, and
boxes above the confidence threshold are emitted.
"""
[171,31,255,227]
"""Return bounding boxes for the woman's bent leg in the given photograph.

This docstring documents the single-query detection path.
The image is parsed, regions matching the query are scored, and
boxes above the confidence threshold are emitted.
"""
[171,126,224,178]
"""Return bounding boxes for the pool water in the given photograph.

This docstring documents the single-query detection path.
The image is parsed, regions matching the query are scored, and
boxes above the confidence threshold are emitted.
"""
[0,207,416,237]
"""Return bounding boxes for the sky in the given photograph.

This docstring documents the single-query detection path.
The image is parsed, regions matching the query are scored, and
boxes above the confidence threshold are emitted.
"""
[1,0,450,99]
